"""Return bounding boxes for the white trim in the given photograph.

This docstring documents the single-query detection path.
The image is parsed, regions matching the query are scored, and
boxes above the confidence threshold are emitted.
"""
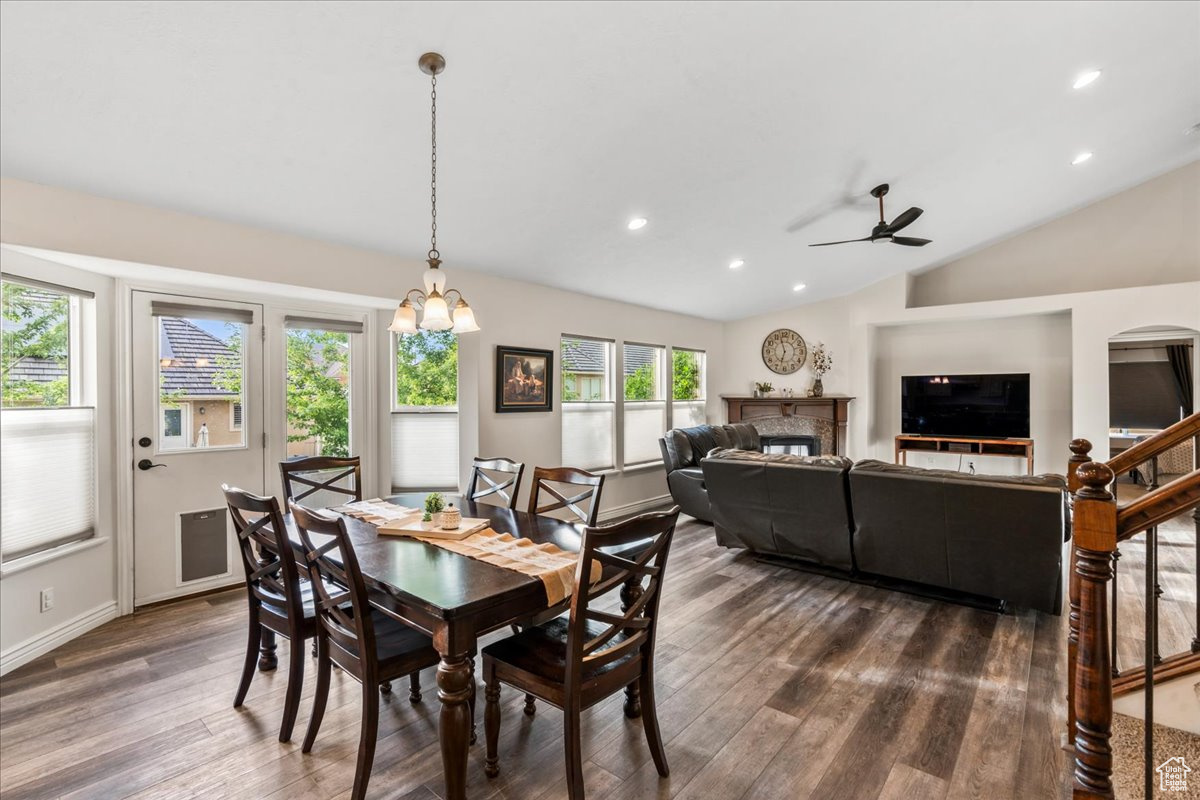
[0,600,119,676]
[0,536,110,579]
[596,493,673,523]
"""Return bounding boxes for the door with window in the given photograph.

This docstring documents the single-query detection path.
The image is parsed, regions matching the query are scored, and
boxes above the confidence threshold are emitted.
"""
[131,291,264,606]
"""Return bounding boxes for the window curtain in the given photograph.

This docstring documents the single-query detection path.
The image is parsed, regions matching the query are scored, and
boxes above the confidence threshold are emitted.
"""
[1165,344,1194,416]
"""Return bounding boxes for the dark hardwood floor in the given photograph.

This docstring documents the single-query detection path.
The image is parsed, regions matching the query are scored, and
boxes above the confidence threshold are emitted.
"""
[0,518,1072,799]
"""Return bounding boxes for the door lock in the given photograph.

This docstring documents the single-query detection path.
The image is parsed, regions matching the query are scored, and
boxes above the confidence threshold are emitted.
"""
[138,436,152,448]
[137,459,167,471]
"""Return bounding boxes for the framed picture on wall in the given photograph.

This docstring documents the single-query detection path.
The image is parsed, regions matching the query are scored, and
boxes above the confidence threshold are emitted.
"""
[495,345,554,413]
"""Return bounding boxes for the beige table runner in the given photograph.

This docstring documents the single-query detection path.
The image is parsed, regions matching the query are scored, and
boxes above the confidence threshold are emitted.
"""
[419,528,600,606]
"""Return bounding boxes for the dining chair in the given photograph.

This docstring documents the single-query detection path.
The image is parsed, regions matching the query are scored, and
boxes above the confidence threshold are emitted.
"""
[528,466,605,526]
[291,501,441,800]
[466,457,526,509]
[482,507,680,800]
[280,455,362,506]
[223,484,315,742]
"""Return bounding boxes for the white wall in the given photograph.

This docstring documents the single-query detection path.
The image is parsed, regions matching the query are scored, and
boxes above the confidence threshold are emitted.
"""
[0,250,119,673]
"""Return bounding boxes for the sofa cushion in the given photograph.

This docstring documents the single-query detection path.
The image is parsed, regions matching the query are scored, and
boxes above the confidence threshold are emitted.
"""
[680,425,728,465]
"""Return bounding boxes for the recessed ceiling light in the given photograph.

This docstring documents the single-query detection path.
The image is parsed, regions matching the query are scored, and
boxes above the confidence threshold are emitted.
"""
[792,283,806,292]
[627,217,648,231]
[1073,69,1102,90]
[1072,151,1094,166]
[729,259,745,270]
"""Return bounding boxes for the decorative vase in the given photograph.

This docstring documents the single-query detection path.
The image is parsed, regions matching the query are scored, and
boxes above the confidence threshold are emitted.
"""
[440,506,462,530]
[812,377,824,398]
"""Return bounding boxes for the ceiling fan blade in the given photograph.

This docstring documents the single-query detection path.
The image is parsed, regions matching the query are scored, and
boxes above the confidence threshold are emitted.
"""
[890,236,932,247]
[808,237,873,247]
[884,207,923,234]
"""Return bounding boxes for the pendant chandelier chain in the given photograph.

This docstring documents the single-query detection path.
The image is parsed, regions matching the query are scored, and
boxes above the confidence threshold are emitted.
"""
[429,69,439,262]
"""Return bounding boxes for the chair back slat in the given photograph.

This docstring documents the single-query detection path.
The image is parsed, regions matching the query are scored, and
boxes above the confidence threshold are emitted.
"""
[565,506,679,692]
[224,485,306,623]
[290,500,378,678]
[280,456,362,506]
[528,466,605,526]
[467,457,526,509]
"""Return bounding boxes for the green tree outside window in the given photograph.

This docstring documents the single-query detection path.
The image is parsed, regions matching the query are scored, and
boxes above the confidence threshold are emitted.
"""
[396,330,457,407]
[1,282,70,408]
[672,350,702,401]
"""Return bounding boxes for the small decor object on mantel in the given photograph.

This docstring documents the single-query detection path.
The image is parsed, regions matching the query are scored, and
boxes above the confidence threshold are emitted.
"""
[496,345,553,412]
[809,342,832,398]
[761,328,807,374]
[754,381,774,399]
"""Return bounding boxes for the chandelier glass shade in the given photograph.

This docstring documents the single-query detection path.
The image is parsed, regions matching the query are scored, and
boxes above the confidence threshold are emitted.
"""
[388,52,480,336]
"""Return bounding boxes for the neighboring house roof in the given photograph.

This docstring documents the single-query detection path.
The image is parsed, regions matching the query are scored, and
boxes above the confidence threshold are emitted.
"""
[6,356,67,383]
[160,317,238,398]
[562,338,657,376]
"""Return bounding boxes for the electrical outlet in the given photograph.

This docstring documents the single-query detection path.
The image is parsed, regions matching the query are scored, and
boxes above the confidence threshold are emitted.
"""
[40,587,55,613]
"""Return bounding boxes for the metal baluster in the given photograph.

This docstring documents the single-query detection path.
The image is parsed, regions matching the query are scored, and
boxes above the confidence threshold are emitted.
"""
[1153,526,1163,665]
[1144,525,1156,800]
[1193,504,1199,655]
[1110,548,1121,676]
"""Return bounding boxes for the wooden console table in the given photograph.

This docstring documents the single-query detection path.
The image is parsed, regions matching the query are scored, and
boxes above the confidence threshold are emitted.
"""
[894,434,1035,475]
[722,395,853,455]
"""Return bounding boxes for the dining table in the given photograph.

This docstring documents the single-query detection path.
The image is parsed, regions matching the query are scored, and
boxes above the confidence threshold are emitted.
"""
[278,493,642,800]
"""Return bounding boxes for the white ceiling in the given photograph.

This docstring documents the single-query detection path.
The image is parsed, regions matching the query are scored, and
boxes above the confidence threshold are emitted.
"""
[1,1,1197,321]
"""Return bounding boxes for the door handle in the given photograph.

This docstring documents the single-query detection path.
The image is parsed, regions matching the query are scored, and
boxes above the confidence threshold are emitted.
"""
[137,459,167,471]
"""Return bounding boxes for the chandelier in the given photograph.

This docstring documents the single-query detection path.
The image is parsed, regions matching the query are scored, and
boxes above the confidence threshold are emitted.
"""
[388,52,479,335]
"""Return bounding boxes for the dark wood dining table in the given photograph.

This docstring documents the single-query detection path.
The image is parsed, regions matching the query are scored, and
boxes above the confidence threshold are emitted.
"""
[280,493,624,800]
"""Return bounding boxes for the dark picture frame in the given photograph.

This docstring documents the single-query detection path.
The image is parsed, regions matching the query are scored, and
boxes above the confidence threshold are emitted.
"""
[495,345,554,413]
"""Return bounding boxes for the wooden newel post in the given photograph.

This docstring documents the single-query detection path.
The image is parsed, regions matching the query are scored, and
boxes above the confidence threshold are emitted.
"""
[1066,438,1092,748]
[1072,460,1117,800]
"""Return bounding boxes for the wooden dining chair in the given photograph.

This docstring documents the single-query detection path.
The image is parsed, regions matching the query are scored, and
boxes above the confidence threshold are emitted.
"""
[223,484,315,743]
[280,455,362,506]
[466,457,526,509]
[291,501,441,800]
[482,506,681,800]
[528,466,605,526]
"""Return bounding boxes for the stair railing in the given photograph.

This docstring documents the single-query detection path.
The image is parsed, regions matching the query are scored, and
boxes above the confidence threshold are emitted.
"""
[1067,412,1200,800]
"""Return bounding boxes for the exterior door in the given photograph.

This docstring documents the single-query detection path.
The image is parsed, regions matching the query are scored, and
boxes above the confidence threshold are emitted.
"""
[131,291,264,606]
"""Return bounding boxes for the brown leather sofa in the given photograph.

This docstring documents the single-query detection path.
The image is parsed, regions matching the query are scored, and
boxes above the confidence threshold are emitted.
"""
[700,451,1069,613]
[658,423,761,522]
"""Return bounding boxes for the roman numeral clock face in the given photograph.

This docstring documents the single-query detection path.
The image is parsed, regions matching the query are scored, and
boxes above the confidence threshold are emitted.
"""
[761,328,807,374]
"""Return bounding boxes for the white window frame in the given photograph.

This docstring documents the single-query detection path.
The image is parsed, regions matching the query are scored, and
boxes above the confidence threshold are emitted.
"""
[391,331,459,492]
[669,346,707,431]
[561,335,616,472]
[229,401,243,432]
[621,341,668,468]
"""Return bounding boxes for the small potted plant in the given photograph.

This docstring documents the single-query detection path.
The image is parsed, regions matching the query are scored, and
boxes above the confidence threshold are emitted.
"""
[754,381,773,399]
[424,492,446,526]
[809,343,832,398]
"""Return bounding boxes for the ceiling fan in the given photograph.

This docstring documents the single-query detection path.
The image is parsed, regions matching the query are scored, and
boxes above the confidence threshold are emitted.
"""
[809,184,931,247]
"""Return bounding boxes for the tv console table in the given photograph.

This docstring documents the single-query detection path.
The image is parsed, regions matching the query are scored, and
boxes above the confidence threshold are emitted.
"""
[894,434,1035,475]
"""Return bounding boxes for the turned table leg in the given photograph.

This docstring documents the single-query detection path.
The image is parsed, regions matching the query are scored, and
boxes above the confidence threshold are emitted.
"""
[438,651,473,800]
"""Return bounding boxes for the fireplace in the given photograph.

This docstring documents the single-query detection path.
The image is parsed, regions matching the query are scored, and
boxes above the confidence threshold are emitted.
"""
[761,434,821,456]
[722,395,853,456]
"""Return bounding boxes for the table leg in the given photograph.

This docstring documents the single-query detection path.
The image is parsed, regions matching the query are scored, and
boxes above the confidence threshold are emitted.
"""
[621,578,643,719]
[438,651,473,800]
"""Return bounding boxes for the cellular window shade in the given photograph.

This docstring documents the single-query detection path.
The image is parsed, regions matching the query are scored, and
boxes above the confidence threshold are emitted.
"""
[1,407,96,560]
[0,273,95,299]
[284,316,364,334]
[391,411,459,491]
[625,401,666,465]
[562,402,615,471]
[151,301,254,325]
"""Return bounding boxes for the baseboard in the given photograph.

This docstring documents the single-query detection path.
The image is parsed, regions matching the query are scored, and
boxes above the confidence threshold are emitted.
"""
[597,494,674,523]
[0,600,120,677]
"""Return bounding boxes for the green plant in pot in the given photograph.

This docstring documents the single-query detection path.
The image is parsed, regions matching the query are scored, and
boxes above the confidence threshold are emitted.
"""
[754,381,773,399]
[424,492,445,525]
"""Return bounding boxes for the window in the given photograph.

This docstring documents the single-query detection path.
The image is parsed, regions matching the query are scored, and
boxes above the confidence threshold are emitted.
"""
[1,276,95,561]
[562,335,614,471]
[155,305,248,451]
[671,348,706,428]
[285,318,358,457]
[623,342,666,466]
[392,330,458,491]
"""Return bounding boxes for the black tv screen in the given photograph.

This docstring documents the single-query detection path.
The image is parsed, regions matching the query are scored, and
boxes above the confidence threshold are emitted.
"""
[901,373,1030,439]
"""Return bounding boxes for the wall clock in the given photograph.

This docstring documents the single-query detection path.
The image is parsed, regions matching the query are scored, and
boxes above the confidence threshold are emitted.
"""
[761,328,807,374]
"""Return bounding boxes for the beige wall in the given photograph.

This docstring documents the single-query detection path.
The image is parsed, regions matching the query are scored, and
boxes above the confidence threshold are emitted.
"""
[910,160,1200,307]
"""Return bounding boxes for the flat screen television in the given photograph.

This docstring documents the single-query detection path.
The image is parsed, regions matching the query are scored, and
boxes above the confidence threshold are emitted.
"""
[901,373,1030,439]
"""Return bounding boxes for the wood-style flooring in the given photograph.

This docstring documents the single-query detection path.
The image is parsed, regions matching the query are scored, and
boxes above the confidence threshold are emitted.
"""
[0,518,1072,800]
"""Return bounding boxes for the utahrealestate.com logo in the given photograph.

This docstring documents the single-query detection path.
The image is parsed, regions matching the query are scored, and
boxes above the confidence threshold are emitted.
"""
[1156,756,1192,793]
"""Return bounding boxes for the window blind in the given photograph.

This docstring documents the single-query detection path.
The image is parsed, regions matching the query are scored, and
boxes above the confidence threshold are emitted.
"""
[562,402,615,471]
[672,400,706,429]
[284,316,364,334]
[1,407,96,561]
[625,401,667,466]
[0,273,96,299]
[391,411,459,491]
[151,301,254,325]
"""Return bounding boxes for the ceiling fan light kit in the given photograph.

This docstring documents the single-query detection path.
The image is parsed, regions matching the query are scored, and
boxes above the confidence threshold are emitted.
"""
[389,52,481,336]
[808,183,932,248]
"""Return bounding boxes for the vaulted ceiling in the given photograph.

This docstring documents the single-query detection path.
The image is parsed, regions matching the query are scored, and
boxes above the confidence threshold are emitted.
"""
[1,1,1197,319]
